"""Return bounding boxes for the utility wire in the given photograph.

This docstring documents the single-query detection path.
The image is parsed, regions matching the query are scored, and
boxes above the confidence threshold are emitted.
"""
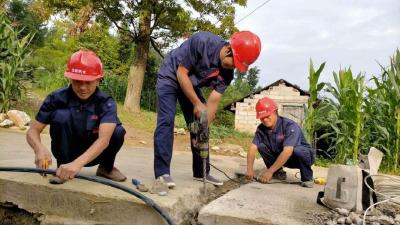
[235,0,273,25]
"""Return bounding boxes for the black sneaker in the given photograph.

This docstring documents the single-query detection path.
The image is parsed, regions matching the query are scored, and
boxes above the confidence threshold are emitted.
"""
[160,174,176,188]
[194,175,223,186]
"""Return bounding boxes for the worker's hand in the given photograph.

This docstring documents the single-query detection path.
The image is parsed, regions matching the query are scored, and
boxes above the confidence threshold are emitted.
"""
[193,102,206,118]
[258,169,273,183]
[245,170,255,181]
[56,162,82,180]
[34,147,52,169]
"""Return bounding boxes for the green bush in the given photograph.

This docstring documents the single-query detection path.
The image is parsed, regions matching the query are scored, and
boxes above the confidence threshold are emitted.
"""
[213,110,235,128]
[100,73,127,103]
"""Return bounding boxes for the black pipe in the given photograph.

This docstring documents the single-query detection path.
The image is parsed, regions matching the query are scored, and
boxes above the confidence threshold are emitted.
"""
[0,167,175,225]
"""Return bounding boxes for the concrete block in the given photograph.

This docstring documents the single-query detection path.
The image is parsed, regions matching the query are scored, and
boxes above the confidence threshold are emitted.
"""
[198,175,328,225]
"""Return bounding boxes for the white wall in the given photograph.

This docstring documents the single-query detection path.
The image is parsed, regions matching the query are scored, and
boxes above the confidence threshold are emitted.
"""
[234,83,309,133]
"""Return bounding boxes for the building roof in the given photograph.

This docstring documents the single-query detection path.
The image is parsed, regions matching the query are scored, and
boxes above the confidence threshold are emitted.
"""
[223,79,310,112]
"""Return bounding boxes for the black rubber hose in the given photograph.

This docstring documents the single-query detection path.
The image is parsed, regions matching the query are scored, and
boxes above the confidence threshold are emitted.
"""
[0,167,175,225]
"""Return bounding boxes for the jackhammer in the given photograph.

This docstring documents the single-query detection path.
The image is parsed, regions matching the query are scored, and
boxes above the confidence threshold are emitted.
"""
[189,109,209,195]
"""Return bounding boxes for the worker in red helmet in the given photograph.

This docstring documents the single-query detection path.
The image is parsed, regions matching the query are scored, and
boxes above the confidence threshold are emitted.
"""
[27,50,127,184]
[154,31,261,188]
[246,97,316,188]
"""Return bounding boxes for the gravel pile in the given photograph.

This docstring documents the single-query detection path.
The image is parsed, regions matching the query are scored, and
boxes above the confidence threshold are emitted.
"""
[306,202,400,225]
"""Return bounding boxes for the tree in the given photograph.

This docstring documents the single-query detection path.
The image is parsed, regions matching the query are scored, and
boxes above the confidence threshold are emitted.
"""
[5,0,48,47]
[247,67,260,90]
[219,66,260,111]
[232,65,260,92]
[45,0,247,112]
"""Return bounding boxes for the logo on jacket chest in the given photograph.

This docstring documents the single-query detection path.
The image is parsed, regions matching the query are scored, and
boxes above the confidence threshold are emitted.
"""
[90,114,99,120]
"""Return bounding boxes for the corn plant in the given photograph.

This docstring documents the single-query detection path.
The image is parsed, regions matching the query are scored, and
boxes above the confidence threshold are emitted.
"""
[304,59,325,146]
[323,68,365,164]
[363,50,400,171]
[0,14,32,112]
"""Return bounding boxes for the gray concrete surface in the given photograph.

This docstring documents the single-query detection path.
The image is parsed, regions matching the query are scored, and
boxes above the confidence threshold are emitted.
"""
[0,128,255,225]
[198,167,329,225]
[0,128,329,225]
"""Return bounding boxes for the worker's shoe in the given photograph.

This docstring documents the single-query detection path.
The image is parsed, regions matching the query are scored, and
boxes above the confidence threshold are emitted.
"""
[150,176,169,196]
[49,175,66,184]
[301,180,314,188]
[194,175,223,186]
[158,174,176,189]
[96,166,127,182]
[272,169,287,180]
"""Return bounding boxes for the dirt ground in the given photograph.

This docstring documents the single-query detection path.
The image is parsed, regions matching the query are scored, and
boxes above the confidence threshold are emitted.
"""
[123,126,191,152]
[0,203,40,225]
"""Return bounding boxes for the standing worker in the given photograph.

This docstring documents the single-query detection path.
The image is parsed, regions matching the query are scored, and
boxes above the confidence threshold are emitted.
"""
[246,97,316,188]
[27,50,127,184]
[154,31,261,188]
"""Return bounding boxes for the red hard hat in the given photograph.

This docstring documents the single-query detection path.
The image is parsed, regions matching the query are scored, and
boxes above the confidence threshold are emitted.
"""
[256,97,278,119]
[230,31,262,73]
[64,50,103,81]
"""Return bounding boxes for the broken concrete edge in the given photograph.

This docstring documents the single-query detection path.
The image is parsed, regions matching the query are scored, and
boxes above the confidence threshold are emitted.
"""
[198,212,273,225]
[1,203,100,225]
[1,201,42,224]
[168,178,245,222]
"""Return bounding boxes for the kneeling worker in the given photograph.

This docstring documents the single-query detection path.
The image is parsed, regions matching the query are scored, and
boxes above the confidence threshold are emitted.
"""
[27,50,127,183]
[246,97,315,188]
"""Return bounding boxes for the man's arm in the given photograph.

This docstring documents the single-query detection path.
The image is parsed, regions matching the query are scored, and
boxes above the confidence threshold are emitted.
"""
[26,121,52,168]
[206,90,222,124]
[246,143,258,180]
[176,65,206,118]
[56,123,116,180]
[259,146,294,183]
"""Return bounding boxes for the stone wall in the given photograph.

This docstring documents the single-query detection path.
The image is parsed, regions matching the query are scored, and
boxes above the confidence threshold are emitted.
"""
[234,83,309,133]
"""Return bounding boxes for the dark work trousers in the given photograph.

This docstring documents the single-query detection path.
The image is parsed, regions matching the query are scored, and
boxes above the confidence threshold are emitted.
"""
[154,81,210,178]
[49,108,125,172]
[258,145,316,181]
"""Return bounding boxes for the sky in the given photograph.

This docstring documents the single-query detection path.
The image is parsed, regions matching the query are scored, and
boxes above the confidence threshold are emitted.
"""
[234,0,400,90]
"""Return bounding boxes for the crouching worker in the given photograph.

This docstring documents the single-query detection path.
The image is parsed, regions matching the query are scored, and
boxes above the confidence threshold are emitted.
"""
[27,50,127,184]
[246,97,316,188]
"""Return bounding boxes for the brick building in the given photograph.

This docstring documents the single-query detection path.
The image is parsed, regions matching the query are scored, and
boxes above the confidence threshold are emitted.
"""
[224,79,310,133]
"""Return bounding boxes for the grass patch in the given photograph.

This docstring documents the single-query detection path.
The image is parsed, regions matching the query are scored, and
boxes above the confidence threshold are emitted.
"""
[117,104,186,133]
[314,157,333,168]
[210,125,253,150]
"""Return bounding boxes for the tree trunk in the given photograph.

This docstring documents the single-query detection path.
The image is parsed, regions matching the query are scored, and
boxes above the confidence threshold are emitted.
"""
[123,0,152,112]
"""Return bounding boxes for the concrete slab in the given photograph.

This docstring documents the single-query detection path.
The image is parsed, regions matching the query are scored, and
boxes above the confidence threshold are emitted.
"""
[0,129,263,225]
[198,167,329,225]
[0,128,330,225]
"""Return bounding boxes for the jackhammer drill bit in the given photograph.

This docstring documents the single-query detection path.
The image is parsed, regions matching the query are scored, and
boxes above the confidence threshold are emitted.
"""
[189,109,209,195]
